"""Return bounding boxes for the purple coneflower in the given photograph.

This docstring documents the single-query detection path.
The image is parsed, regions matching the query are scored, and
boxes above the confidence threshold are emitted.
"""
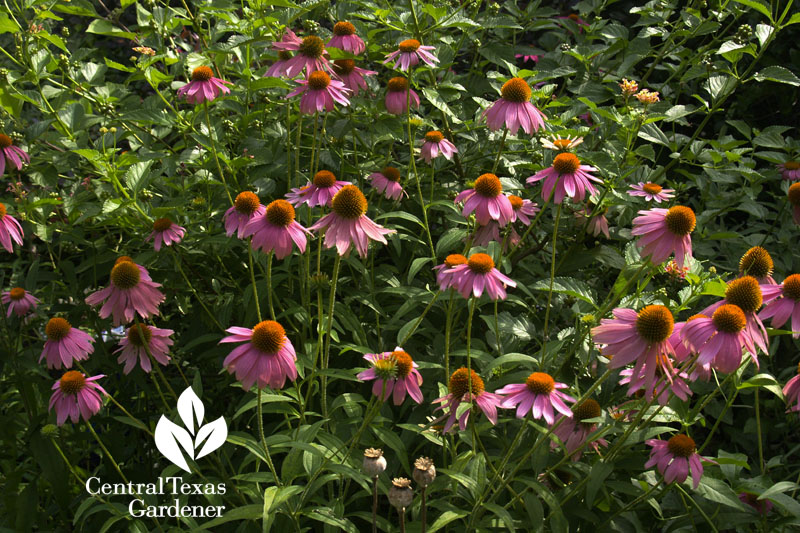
[219,320,298,390]
[332,60,376,97]
[433,254,467,291]
[738,246,776,285]
[432,368,502,432]
[645,434,714,489]
[619,355,693,405]
[790,183,800,225]
[114,323,173,374]
[2,287,39,317]
[271,31,332,77]
[448,252,516,300]
[0,133,30,175]
[287,170,351,208]
[783,362,800,417]
[739,492,774,515]
[383,39,438,71]
[496,372,575,424]
[357,348,423,405]
[482,77,546,135]
[49,371,107,426]
[527,153,601,204]
[760,274,800,337]
[627,182,675,203]
[265,51,293,77]
[550,398,608,461]
[420,130,458,164]
[40,317,95,369]
[541,135,582,151]
[0,202,23,253]
[328,22,365,55]
[287,70,350,114]
[243,199,311,259]
[508,195,539,225]
[575,205,610,238]
[224,191,266,239]
[778,160,800,180]
[177,66,233,105]
[85,260,165,325]
[369,167,407,201]
[631,206,695,267]
[454,173,514,226]
[385,77,419,115]
[146,217,186,251]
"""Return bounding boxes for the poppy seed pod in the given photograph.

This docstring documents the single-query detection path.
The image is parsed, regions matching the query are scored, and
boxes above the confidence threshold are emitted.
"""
[412,457,436,487]
[388,478,414,510]
[363,448,387,477]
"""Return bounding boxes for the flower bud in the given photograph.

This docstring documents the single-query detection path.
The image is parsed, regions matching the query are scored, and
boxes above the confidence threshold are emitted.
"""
[362,448,387,477]
[388,478,414,510]
[412,457,436,487]
[41,424,59,439]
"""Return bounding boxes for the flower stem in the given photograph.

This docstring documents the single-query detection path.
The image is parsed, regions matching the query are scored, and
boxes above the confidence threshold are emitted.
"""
[421,486,428,533]
[539,203,562,368]
[322,254,342,421]
[444,290,455,381]
[371,477,379,533]
[267,251,276,321]
[399,291,440,346]
[257,388,282,486]
[293,115,303,191]
[203,101,233,206]
[755,389,765,473]
[85,420,128,483]
[248,239,262,322]
[492,128,508,173]
[406,71,436,261]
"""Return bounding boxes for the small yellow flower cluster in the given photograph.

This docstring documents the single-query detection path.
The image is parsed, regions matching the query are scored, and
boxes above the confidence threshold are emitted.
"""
[133,46,156,56]
[619,78,638,96]
[635,88,660,105]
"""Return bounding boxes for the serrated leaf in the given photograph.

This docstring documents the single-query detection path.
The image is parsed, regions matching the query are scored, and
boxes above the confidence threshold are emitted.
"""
[531,277,597,307]
[753,66,800,86]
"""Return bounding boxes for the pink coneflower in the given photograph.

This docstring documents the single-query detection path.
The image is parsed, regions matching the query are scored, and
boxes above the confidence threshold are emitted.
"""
[49,371,107,426]
[369,167,407,201]
[482,78,547,135]
[592,305,676,390]
[85,260,165,325]
[631,206,695,267]
[473,222,501,246]
[433,254,467,291]
[760,274,800,337]
[778,161,800,180]
[383,39,439,71]
[287,70,350,114]
[790,183,800,225]
[645,434,714,489]
[541,135,583,151]
[2,287,39,317]
[271,31,333,77]
[575,205,610,238]
[527,153,601,204]
[287,170,351,208]
[332,60,376,97]
[114,323,173,374]
[454,173,514,226]
[739,492,774,515]
[448,252,516,300]
[146,217,186,251]
[265,51,292,77]
[385,77,420,115]
[700,276,774,355]
[496,372,575,424]
[550,398,608,461]
[219,320,298,390]
[738,246,776,285]
[243,199,311,259]
[0,202,23,253]
[0,133,30,175]
[420,131,458,164]
[783,362,800,416]
[357,348,423,405]
[40,317,95,369]
[432,368,502,432]
[328,22,366,55]
[628,182,675,203]
[683,304,757,373]
[224,191,266,239]
[177,66,232,105]
[309,185,395,258]
[515,52,540,64]
[508,194,539,225]
[619,355,692,405]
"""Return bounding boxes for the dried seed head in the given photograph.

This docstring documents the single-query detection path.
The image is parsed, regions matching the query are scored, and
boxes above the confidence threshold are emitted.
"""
[363,448,387,477]
[412,457,436,487]
[388,478,414,510]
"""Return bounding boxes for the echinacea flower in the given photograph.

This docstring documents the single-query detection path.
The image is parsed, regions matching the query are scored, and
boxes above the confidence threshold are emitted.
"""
[289,170,349,208]
[592,305,676,390]
[550,398,609,461]
[515,52,540,64]
[627,182,675,203]
[631,206,695,267]
[482,77,547,135]
[575,205,610,238]
[369,167,407,201]
[265,51,293,77]
[790,183,800,225]
[85,260,165,325]
[0,202,23,253]
[49,371,107,426]
[508,195,539,225]
[332,59,376,97]
[473,222,502,247]
[177,66,233,105]
[496,372,575,424]
[420,130,458,164]
[541,135,583,151]
[0,133,30,176]
[432,367,502,432]
[219,320,298,390]
[760,274,800,337]
[271,31,333,77]
[286,70,350,114]
[356,348,423,405]
[645,434,714,489]
[527,153,602,204]
[454,173,514,226]
[310,185,395,258]
[40,317,95,369]
[243,199,311,259]
[224,191,266,239]
[782,362,800,416]
[114,323,173,374]
[739,492,774,515]
[433,253,467,291]
[2,287,39,317]
[700,276,775,354]
[385,77,419,115]
[146,217,186,251]
[383,39,439,71]
[738,246,775,284]
[778,161,800,180]
[448,252,516,300]
[328,21,365,55]
[619,355,693,405]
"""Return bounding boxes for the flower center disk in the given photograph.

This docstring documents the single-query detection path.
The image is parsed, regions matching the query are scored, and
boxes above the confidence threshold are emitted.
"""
[381,167,401,182]
[642,182,662,195]
[0,133,12,148]
[425,131,444,143]
[783,274,800,301]
[391,351,413,377]
[444,254,467,268]
[467,253,494,274]
[128,323,153,346]
[635,305,674,344]
[46,317,72,341]
[387,77,408,93]
[474,173,502,198]
[0,203,6,218]
[552,153,581,175]
[500,77,531,103]
[59,370,86,395]
[333,21,356,36]
[307,71,331,90]
[191,66,214,81]
[116,255,134,265]
[448,367,484,397]
[525,372,555,394]
[667,434,696,458]
[739,246,773,279]
[333,59,355,75]
[508,195,523,210]
[332,185,368,219]
[299,36,324,58]
[374,358,396,379]
[234,191,260,215]
[552,139,573,150]
[664,206,696,236]
[573,398,602,423]
[266,199,296,227]
[313,170,337,188]
[153,218,173,232]
[712,304,746,333]
[9,287,25,300]
[110,261,141,289]
[785,161,800,170]
[251,320,286,354]
[725,276,762,312]
[789,183,800,206]
[398,39,421,53]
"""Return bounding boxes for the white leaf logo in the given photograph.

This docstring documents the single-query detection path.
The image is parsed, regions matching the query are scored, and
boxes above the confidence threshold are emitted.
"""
[154,386,228,473]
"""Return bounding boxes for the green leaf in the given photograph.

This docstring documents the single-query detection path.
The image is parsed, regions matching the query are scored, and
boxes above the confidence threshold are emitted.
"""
[638,122,671,146]
[125,161,153,193]
[86,19,137,40]
[483,503,515,531]
[732,0,772,20]
[0,13,21,34]
[758,481,797,500]
[531,277,597,307]
[427,510,469,532]
[705,75,736,99]
[586,461,613,507]
[755,23,774,46]
[304,509,358,533]
[408,257,432,284]
[196,505,263,529]
[753,66,800,86]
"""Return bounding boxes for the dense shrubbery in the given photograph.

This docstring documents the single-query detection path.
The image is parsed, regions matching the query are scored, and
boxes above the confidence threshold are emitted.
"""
[2,0,800,531]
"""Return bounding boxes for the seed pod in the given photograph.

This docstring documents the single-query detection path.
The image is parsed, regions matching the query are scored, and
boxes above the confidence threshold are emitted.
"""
[412,457,436,487]
[388,478,413,510]
[362,448,387,477]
